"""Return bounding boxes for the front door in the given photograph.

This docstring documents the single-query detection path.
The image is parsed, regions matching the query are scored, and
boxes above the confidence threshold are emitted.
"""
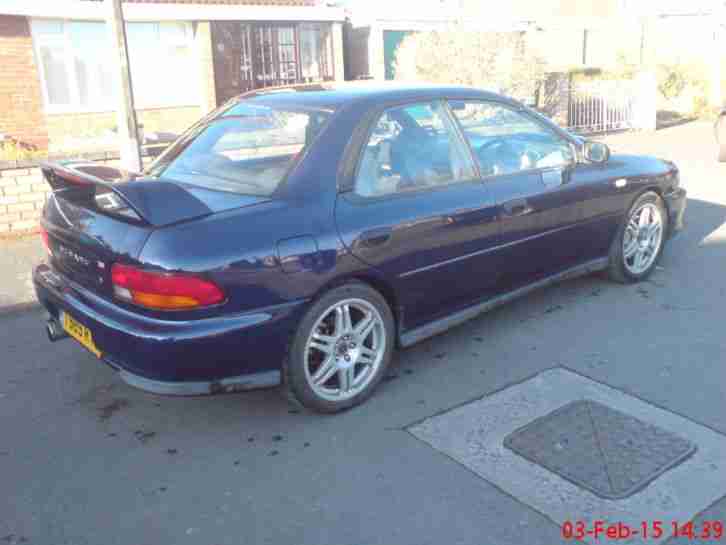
[335,101,500,329]
[211,23,336,105]
[211,22,256,103]
[448,100,590,291]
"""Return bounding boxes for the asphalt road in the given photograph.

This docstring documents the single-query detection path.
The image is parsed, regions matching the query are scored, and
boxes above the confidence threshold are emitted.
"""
[2,122,726,545]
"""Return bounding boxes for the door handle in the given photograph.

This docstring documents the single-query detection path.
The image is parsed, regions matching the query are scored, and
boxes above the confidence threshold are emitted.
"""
[358,227,393,248]
[502,198,533,218]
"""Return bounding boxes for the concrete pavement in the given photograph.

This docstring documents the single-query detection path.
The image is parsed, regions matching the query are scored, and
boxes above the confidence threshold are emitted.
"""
[2,122,726,545]
[0,235,43,314]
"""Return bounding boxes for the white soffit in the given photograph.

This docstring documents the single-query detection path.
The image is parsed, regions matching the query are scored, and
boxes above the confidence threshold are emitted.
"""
[0,0,345,22]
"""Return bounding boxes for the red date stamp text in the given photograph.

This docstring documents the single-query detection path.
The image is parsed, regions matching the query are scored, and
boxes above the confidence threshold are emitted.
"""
[562,520,724,541]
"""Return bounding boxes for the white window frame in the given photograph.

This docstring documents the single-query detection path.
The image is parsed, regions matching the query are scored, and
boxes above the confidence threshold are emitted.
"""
[31,18,199,115]
[31,18,113,114]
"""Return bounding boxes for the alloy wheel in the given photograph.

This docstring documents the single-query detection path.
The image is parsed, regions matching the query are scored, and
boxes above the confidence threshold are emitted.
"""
[303,298,386,402]
[622,202,664,275]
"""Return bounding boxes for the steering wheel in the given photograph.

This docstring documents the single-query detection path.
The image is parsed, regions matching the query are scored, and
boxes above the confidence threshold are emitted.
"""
[477,137,510,153]
[476,137,522,176]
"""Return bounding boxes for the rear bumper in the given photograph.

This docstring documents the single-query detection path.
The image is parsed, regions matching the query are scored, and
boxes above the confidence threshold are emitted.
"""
[33,264,306,394]
[664,187,686,236]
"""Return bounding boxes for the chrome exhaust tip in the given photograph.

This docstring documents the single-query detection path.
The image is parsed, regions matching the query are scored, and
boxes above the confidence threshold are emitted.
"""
[46,319,68,342]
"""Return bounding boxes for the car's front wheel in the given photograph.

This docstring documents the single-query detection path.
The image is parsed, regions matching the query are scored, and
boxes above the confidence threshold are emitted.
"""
[285,282,395,413]
[608,191,667,283]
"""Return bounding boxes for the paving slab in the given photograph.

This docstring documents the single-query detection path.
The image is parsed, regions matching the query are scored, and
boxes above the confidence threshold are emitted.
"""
[409,368,726,545]
[0,236,43,314]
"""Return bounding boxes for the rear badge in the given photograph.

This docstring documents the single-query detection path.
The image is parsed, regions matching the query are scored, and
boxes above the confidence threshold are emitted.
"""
[57,244,91,267]
[39,268,62,288]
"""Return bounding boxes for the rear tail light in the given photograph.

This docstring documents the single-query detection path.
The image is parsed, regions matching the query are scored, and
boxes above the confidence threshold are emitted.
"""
[110,263,225,310]
[39,225,53,256]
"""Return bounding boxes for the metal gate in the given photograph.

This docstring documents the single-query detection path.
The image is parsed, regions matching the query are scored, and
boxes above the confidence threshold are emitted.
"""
[568,79,637,134]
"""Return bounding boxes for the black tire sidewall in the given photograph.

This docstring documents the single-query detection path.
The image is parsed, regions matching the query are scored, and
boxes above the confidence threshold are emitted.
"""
[611,191,668,283]
[285,282,395,413]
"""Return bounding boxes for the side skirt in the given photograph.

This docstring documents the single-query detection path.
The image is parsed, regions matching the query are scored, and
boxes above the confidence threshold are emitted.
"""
[399,257,609,348]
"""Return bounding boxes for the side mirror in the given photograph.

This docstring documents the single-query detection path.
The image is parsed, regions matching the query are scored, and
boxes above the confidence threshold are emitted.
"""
[583,141,610,163]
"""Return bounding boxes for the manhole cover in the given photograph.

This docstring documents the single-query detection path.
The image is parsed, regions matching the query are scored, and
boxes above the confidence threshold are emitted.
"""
[504,399,696,499]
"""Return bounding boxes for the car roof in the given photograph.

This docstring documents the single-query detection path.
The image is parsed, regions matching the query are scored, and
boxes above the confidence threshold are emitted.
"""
[237,81,517,111]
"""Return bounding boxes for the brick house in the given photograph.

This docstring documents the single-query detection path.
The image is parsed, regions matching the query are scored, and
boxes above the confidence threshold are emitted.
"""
[0,0,345,154]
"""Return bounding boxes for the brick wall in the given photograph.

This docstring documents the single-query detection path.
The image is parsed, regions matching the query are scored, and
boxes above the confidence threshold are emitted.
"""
[0,15,49,149]
[0,167,53,233]
[0,159,122,234]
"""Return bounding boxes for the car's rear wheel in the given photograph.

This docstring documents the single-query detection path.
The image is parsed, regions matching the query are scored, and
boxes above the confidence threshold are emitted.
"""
[608,191,667,283]
[285,282,395,413]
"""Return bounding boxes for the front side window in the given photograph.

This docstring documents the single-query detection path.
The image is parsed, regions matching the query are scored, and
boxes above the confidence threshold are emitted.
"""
[354,101,476,198]
[153,104,330,197]
[449,101,574,177]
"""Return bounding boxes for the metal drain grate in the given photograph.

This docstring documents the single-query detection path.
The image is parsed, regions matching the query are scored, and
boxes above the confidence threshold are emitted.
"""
[503,399,696,499]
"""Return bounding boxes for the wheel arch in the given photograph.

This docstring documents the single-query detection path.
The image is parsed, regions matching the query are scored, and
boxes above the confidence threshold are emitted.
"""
[619,185,664,224]
[631,185,667,220]
[309,271,403,344]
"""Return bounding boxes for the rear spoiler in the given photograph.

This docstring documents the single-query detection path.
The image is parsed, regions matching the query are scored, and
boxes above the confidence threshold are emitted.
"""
[40,161,216,227]
[40,161,147,223]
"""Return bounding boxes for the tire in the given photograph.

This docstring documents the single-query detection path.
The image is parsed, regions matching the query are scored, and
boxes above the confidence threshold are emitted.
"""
[608,191,668,284]
[284,282,395,413]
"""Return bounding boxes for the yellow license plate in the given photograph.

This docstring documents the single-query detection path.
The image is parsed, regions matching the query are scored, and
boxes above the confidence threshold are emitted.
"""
[62,312,102,358]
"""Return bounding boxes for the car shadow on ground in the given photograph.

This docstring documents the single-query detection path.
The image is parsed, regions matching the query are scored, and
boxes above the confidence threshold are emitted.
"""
[667,197,726,249]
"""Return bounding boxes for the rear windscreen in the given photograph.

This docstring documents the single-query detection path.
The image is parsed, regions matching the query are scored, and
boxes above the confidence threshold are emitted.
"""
[155,104,331,197]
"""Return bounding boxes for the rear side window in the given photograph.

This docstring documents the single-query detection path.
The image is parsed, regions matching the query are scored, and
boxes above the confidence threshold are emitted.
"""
[156,104,330,197]
[353,101,476,198]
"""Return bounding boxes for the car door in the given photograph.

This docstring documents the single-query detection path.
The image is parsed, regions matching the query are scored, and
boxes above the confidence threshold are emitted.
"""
[335,100,500,329]
[448,100,593,291]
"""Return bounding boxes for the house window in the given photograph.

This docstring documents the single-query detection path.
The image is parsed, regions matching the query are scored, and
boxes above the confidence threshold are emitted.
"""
[276,27,298,84]
[253,25,299,86]
[299,24,334,82]
[126,22,198,109]
[32,20,114,110]
[31,19,198,113]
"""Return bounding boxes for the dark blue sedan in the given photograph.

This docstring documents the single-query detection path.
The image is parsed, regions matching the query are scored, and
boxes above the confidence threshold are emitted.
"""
[34,83,686,412]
